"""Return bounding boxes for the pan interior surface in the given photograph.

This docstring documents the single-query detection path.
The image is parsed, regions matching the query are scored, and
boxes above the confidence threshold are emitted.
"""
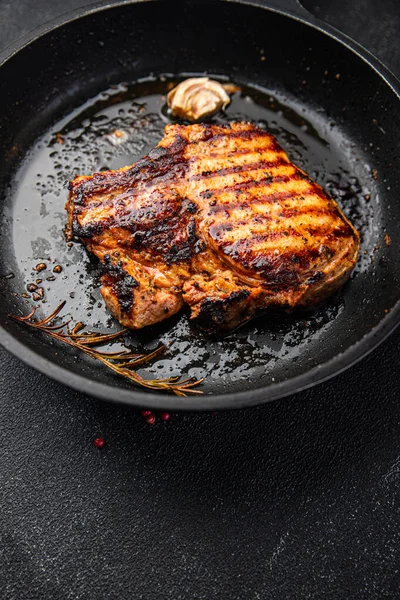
[0,0,399,403]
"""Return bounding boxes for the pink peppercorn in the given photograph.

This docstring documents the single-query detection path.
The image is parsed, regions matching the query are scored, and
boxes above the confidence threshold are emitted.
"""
[160,412,170,421]
[146,415,156,425]
[94,437,105,448]
[141,410,152,417]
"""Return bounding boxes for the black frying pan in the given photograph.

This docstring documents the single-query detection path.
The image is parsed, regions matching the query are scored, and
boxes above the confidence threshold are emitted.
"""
[0,0,399,410]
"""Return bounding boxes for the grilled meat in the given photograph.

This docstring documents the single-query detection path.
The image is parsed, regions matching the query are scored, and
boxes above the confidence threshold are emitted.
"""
[66,122,360,333]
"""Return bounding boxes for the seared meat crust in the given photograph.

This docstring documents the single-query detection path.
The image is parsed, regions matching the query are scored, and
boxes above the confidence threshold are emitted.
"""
[66,122,360,333]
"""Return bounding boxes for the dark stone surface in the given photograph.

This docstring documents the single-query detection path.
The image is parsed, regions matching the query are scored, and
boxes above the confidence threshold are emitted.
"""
[302,0,400,72]
[0,1,399,598]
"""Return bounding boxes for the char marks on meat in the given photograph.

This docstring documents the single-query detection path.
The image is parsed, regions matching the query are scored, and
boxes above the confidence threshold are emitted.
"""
[66,122,360,333]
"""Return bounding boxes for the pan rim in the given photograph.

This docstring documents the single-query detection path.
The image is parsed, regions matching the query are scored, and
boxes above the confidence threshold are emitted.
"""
[2,312,399,409]
[1,0,399,410]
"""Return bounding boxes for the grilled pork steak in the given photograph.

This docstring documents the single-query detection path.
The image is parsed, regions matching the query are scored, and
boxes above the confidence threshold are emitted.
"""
[66,122,360,333]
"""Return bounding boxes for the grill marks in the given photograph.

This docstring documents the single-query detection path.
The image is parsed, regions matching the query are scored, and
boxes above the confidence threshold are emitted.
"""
[181,127,346,281]
[199,171,313,200]
[66,121,360,331]
[69,134,189,203]
[189,156,288,181]
[70,122,354,273]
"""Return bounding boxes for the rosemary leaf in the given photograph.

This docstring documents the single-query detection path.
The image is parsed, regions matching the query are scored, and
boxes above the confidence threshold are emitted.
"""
[9,302,203,397]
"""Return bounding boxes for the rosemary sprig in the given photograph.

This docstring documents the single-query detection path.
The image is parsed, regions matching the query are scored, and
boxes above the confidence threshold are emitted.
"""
[9,301,203,396]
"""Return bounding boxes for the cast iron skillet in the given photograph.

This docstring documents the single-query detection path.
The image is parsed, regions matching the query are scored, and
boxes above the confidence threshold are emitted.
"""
[0,0,399,410]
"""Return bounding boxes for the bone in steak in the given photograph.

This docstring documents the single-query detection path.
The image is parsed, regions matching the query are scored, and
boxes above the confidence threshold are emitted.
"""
[66,122,360,334]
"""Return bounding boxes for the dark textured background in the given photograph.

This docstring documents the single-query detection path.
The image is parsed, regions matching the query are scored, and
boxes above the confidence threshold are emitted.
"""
[0,1,399,598]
